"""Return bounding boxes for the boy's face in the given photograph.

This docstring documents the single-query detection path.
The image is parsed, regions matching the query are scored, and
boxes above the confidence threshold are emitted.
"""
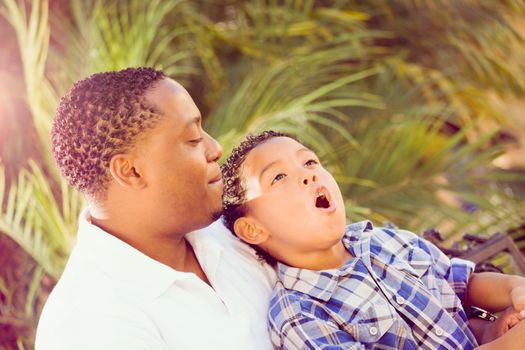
[237,137,346,264]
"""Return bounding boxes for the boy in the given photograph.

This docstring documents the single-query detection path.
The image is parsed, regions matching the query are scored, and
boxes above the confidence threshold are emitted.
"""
[221,130,525,349]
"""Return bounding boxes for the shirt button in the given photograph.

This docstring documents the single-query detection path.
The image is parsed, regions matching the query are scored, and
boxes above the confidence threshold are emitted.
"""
[396,296,405,305]
[369,326,378,336]
[435,326,444,336]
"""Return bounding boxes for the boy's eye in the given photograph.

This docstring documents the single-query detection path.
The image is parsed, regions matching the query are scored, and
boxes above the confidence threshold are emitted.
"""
[271,173,286,185]
[305,159,318,166]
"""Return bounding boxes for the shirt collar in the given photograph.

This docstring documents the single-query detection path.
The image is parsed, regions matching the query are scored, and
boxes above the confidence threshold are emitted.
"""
[276,221,372,301]
[342,220,374,256]
[186,220,225,284]
[276,262,349,301]
[75,209,220,300]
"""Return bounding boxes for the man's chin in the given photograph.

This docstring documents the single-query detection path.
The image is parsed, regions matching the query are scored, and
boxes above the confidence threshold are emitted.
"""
[208,193,223,222]
[190,209,223,233]
[211,208,223,222]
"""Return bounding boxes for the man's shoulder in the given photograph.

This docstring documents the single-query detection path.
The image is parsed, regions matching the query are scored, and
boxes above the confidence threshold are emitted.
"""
[36,296,161,350]
[39,264,149,324]
[36,273,155,350]
[37,246,153,329]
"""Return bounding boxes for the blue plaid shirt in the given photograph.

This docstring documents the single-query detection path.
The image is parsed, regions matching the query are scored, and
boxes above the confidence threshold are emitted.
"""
[269,221,478,349]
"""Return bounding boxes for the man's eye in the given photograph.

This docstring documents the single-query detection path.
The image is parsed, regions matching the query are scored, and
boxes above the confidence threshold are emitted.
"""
[189,137,203,145]
[305,159,318,166]
[271,173,286,185]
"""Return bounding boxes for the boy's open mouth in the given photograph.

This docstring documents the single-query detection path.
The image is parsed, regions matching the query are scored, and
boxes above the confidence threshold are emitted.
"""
[314,186,332,209]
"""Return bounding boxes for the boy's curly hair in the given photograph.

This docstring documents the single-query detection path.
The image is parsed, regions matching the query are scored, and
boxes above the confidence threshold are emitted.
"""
[222,130,300,266]
[51,67,165,198]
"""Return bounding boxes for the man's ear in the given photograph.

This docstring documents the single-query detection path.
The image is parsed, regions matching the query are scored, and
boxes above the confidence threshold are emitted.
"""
[233,217,269,245]
[108,154,146,189]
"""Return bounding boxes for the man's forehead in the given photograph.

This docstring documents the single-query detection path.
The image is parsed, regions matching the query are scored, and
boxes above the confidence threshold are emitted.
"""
[144,78,200,123]
[164,78,186,93]
[145,78,190,105]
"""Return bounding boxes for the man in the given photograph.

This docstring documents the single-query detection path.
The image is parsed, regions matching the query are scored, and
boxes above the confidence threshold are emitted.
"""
[35,67,275,350]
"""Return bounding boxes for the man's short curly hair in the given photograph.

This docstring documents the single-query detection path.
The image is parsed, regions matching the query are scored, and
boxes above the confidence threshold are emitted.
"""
[222,130,300,266]
[51,67,166,198]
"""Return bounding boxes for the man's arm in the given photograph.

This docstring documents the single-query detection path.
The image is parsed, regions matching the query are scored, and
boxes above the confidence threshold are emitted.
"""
[475,320,525,350]
[466,272,525,313]
[469,306,522,344]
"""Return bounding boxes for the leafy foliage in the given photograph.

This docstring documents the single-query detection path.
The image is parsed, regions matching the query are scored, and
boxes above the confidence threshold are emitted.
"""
[0,0,524,348]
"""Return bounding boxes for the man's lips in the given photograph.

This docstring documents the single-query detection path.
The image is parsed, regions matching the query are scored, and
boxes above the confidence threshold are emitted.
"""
[208,172,223,184]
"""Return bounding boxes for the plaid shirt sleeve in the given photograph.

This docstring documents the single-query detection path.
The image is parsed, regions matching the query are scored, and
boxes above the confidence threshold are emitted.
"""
[272,314,365,350]
[396,229,475,303]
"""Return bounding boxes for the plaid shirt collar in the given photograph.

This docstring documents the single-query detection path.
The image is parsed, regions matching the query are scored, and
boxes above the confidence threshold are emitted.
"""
[276,221,373,301]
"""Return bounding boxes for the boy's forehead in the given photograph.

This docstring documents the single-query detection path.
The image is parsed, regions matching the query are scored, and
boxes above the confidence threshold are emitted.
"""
[244,137,304,169]
[239,136,313,201]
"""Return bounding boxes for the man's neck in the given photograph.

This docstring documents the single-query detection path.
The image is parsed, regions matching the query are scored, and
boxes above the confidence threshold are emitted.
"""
[88,207,211,285]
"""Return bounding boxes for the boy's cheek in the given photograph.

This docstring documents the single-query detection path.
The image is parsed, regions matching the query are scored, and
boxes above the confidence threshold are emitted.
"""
[244,176,263,201]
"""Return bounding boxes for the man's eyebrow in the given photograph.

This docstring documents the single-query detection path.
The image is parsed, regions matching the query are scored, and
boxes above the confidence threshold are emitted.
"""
[184,115,201,129]
[259,147,314,180]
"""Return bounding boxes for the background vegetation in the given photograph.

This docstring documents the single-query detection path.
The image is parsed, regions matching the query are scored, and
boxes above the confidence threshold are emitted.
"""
[0,0,524,348]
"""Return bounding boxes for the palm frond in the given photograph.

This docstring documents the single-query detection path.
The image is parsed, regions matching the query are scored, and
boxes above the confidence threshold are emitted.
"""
[1,0,59,172]
[0,162,83,280]
[76,0,198,81]
[355,0,525,95]
[209,2,374,60]
[207,31,388,156]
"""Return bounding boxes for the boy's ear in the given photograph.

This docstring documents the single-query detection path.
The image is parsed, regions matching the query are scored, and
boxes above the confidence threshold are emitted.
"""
[109,154,146,189]
[233,217,269,245]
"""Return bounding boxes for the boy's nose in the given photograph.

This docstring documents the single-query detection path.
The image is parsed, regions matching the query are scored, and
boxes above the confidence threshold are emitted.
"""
[302,174,317,186]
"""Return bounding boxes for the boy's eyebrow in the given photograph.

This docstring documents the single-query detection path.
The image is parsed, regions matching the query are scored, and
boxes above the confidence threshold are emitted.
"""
[259,160,281,181]
[259,147,314,180]
[297,147,313,155]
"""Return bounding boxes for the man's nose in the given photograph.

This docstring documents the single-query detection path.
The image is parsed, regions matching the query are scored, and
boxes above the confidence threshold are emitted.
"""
[301,173,317,186]
[204,132,223,162]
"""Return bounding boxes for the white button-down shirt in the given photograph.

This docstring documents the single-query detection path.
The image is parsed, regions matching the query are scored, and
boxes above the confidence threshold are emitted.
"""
[35,210,276,350]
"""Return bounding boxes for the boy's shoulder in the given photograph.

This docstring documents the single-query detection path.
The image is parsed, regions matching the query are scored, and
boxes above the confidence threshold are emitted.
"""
[268,282,302,328]
[344,221,436,279]
[344,221,422,253]
[268,281,341,329]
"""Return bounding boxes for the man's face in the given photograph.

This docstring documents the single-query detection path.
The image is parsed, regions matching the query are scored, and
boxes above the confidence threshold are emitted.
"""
[136,78,223,234]
[240,137,346,263]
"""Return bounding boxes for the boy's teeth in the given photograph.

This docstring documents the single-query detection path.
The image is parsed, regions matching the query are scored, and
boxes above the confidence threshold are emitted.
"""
[315,192,330,208]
